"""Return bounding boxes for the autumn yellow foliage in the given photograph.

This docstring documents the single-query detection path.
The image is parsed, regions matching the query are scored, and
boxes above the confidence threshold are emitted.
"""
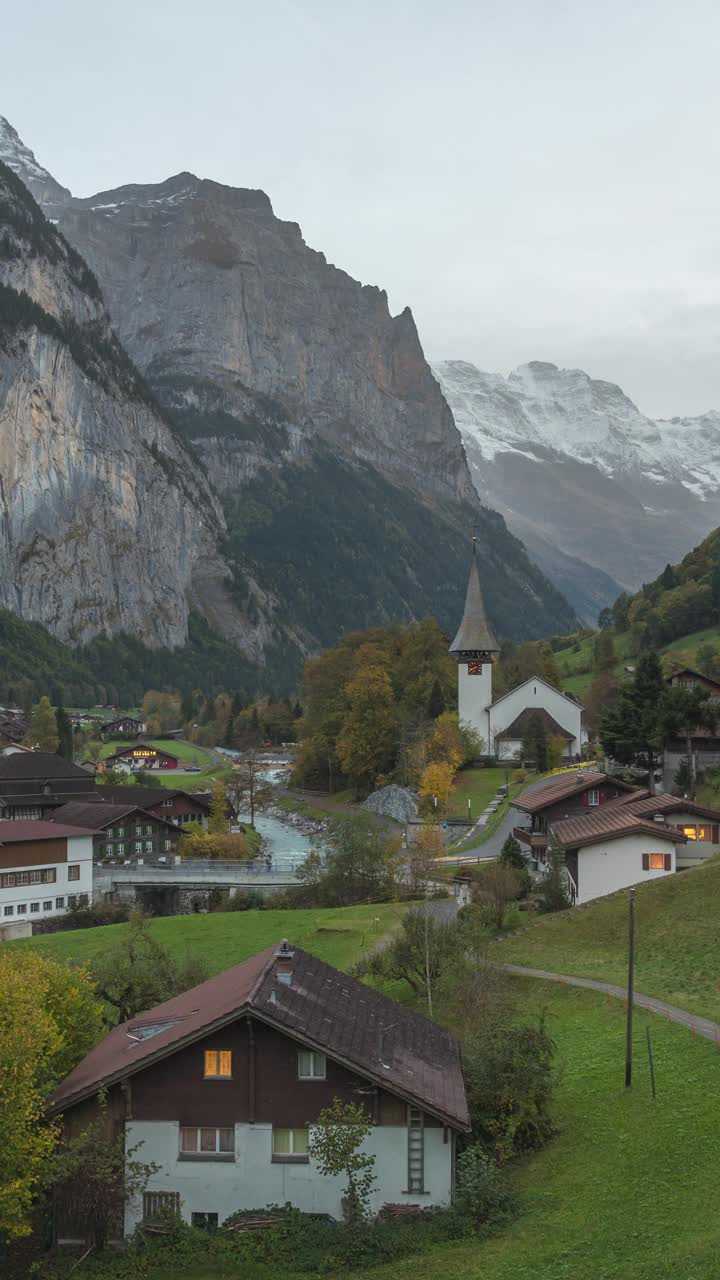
[0,950,103,1239]
[419,760,456,815]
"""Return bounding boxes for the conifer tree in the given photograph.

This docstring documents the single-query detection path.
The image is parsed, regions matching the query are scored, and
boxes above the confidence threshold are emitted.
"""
[55,703,73,760]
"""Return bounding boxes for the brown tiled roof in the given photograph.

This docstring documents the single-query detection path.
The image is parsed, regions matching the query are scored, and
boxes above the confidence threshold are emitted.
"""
[51,802,178,833]
[48,945,469,1131]
[495,707,573,741]
[0,752,90,780]
[513,770,637,815]
[551,808,689,850]
[619,792,720,822]
[97,785,209,810]
[0,820,99,841]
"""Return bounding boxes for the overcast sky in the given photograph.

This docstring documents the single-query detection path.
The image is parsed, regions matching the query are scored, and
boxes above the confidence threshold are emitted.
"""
[4,0,720,417]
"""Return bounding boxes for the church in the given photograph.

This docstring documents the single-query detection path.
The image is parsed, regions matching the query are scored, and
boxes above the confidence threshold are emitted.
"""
[449,547,584,761]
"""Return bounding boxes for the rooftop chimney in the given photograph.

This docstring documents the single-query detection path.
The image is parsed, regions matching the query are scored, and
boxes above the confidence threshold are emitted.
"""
[274,938,295,986]
[576,770,584,782]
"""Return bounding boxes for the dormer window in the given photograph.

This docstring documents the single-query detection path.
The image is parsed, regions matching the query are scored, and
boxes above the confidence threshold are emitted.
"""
[204,1050,232,1078]
[587,790,600,807]
[298,1049,326,1079]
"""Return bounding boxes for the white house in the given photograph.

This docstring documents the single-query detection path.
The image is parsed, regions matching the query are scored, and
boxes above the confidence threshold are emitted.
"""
[49,942,470,1238]
[549,807,685,905]
[0,820,95,940]
[449,547,583,759]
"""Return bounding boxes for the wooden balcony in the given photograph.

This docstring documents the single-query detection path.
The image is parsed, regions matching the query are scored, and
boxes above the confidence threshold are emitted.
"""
[514,826,547,850]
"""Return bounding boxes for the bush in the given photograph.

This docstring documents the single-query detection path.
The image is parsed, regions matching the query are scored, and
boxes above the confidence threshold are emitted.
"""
[512,768,527,784]
[454,1143,516,1226]
[463,1016,558,1164]
[32,902,130,934]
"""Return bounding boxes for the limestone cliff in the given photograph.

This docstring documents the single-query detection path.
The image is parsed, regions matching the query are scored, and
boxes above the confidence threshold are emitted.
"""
[0,160,231,648]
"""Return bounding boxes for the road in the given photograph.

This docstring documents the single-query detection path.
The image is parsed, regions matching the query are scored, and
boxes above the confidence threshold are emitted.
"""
[449,772,556,860]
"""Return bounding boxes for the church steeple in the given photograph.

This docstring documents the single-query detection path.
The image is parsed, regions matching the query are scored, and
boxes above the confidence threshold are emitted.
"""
[449,541,499,659]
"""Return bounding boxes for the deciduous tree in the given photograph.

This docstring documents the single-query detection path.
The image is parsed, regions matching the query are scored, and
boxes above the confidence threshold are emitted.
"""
[26,694,59,752]
[309,1098,375,1232]
[336,660,397,797]
[208,779,230,834]
[92,912,208,1024]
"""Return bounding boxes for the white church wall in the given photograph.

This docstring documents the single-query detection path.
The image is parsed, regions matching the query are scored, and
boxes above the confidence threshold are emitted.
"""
[489,679,582,757]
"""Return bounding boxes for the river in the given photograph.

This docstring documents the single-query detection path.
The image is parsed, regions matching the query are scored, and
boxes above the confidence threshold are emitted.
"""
[216,753,314,873]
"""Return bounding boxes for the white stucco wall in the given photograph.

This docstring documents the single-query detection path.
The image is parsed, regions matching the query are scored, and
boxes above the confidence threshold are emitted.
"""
[575,831,676,905]
[458,662,493,748]
[489,678,583,756]
[0,833,94,924]
[125,1120,453,1232]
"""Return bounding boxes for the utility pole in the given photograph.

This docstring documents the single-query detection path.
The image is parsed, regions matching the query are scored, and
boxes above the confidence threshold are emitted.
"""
[625,889,635,1088]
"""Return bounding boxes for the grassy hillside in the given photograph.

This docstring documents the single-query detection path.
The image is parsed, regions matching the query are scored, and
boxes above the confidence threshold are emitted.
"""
[494,855,720,1021]
[554,623,720,699]
[10,903,408,973]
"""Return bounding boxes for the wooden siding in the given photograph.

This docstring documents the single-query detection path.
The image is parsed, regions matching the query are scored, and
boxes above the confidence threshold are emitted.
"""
[0,838,67,869]
[129,1017,402,1128]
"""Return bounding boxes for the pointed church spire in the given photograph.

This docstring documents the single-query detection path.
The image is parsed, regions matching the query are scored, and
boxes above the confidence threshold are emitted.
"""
[449,539,499,656]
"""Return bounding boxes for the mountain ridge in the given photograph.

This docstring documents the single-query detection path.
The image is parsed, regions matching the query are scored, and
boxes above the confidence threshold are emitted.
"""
[434,358,720,620]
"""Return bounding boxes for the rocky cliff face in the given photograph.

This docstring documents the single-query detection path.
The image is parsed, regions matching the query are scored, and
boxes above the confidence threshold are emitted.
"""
[0,160,233,648]
[0,118,578,673]
[434,359,720,620]
[57,172,472,504]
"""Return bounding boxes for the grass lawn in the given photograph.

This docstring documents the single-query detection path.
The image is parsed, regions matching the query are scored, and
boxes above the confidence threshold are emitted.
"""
[447,766,514,820]
[8,902,409,973]
[99,981,720,1280]
[96,737,216,767]
[494,854,720,1022]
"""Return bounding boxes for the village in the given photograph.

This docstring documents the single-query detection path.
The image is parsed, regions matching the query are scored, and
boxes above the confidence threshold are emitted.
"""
[3,548,720,1280]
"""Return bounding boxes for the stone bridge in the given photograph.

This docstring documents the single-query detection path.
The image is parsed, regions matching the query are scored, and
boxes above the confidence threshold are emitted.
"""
[94,860,298,915]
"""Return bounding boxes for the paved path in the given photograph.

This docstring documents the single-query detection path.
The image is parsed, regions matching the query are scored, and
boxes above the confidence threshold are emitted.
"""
[454,772,558,860]
[502,963,720,1043]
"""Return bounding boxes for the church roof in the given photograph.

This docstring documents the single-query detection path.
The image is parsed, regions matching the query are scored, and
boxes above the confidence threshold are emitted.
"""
[495,707,574,741]
[449,546,498,655]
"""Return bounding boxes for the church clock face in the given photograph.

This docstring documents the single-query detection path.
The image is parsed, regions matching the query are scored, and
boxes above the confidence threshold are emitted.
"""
[467,661,483,675]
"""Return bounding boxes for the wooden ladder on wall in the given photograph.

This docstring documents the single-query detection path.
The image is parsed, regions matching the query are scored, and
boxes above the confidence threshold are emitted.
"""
[407,1107,425,1192]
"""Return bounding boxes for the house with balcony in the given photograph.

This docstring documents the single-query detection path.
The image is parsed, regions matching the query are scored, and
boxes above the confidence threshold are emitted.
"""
[48,942,470,1239]
[96,785,211,828]
[512,770,639,863]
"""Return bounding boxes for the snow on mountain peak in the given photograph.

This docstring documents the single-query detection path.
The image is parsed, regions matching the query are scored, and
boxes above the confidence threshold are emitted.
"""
[0,116,71,207]
[433,358,720,497]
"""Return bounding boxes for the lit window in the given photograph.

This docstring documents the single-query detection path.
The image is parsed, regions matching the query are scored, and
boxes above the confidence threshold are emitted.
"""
[587,790,600,807]
[180,1126,234,1156]
[649,853,665,870]
[698,826,709,842]
[683,826,697,840]
[298,1049,326,1079]
[272,1128,309,1159]
[68,865,80,881]
[204,1049,232,1078]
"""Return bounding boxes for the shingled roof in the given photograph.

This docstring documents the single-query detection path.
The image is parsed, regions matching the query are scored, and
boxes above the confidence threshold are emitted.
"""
[495,707,573,741]
[49,944,470,1131]
[619,792,720,822]
[0,752,90,780]
[513,770,637,815]
[448,546,498,655]
[551,808,689,850]
[51,801,178,832]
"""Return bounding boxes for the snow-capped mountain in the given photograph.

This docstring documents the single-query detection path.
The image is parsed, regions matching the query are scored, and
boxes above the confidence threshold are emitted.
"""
[0,116,70,209]
[434,360,720,619]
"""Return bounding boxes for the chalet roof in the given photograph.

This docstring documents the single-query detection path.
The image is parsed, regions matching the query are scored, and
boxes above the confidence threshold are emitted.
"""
[513,770,637,815]
[665,667,720,690]
[97,785,209,810]
[619,792,720,822]
[550,807,689,850]
[100,716,144,732]
[51,802,178,832]
[0,752,90,781]
[105,743,179,762]
[448,546,498,655]
[495,707,573,741]
[0,820,98,842]
[48,944,470,1131]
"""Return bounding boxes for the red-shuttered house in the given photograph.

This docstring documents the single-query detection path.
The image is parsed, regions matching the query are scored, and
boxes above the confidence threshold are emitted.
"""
[512,770,639,860]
